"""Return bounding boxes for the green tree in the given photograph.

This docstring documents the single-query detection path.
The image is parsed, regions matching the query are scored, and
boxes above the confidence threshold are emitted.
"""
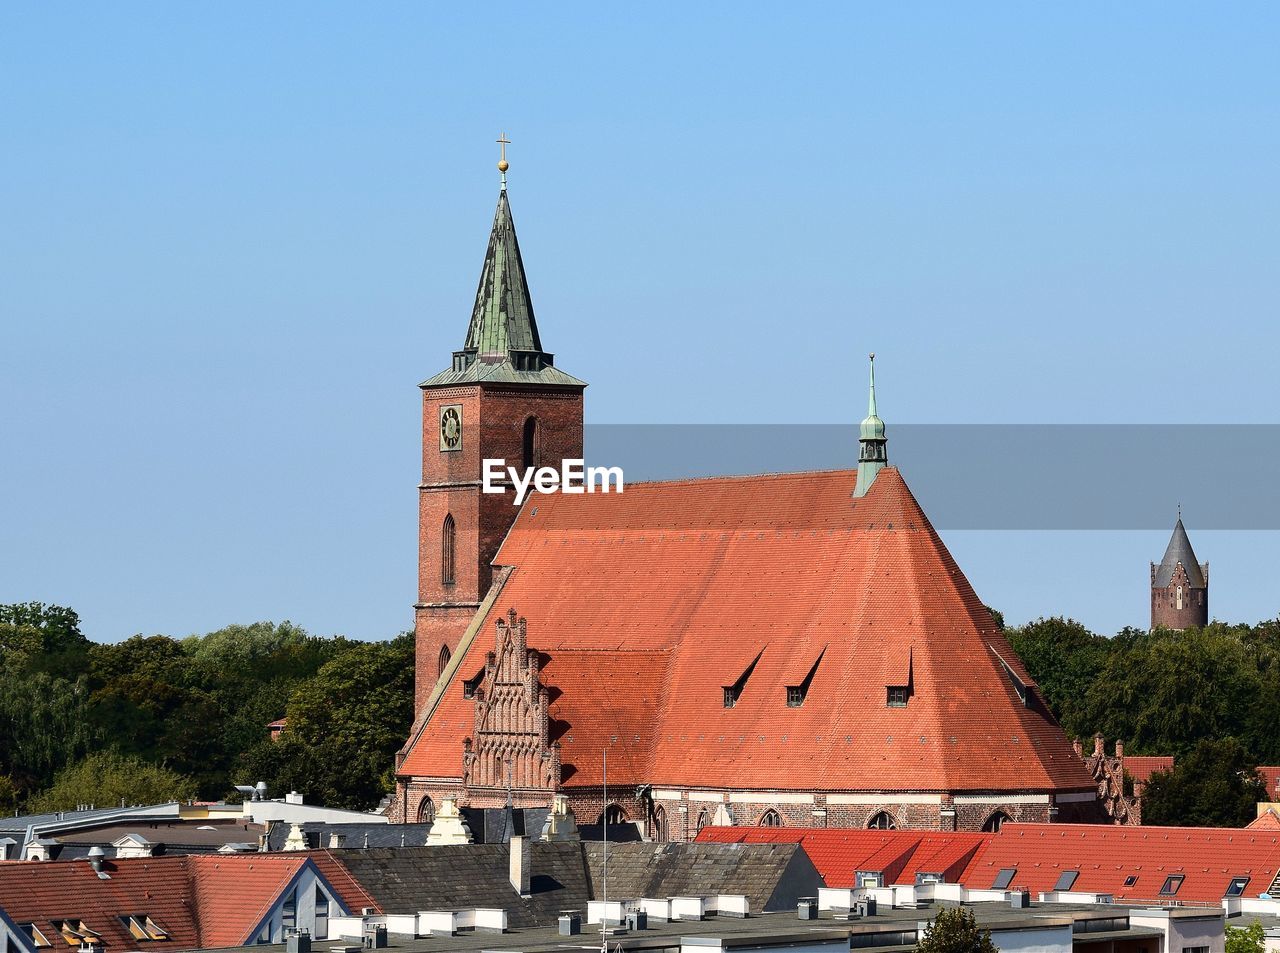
[28,751,196,812]
[1226,923,1265,953]
[0,602,91,679]
[1142,738,1267,827]
[238,633,415,809]
[916,908,998,953]
[1006,617,1110,738]
[0,670,95,793]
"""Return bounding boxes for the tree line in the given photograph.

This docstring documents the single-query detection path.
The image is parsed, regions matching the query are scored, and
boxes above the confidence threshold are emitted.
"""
[0,603,413,813]
[1004,614,1278,827]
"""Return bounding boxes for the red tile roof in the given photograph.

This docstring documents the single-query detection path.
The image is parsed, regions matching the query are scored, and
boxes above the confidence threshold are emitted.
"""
[1124,756,1174,784]
[1257,766,1280,799]
[0,856,199,950]
[697,827,991,887]
[1248,809,1280,831]
[401,468,1095,798]
[0,851,375,950]
[963,822,1280,905]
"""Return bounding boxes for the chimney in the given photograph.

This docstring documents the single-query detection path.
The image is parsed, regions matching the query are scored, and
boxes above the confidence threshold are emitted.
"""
[1114,739,1125,759]
[509,835,532,897]
[1072,738,1083,759]
[1092,733,1104,757]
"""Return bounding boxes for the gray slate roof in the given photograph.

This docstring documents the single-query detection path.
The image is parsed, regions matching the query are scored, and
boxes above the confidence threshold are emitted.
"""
[334,843,590,929]
[1154,519,1206,588]
[583,842,823,913]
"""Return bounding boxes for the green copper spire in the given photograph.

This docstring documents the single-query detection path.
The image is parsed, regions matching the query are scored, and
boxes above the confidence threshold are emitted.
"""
[464,189,542,357]
[853,353,888,498]
[420,173,584,390]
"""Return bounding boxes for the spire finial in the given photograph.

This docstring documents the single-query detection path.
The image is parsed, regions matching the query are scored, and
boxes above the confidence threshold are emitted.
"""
[496,132,511,189]
[868,352,877,417]
[1177,502,1182,521]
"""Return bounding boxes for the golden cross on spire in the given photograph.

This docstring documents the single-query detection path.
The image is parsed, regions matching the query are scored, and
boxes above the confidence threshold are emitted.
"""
[496,132,511,188]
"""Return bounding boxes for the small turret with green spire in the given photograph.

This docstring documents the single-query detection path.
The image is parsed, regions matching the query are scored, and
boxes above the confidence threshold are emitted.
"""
[853,353,887,498]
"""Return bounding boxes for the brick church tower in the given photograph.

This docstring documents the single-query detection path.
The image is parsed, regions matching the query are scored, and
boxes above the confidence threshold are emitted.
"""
[1150,513,1208,631]
[413,158,585,709]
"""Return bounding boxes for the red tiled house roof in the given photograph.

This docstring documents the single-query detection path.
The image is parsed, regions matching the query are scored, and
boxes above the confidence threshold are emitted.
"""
[1124,756,1174,784]
[1257,766,1280,799]
[1248,809,1280,831]
[400,467,1095,799]
[697,827,991,888]
[0,852,375,951]
[963,822,1280,905]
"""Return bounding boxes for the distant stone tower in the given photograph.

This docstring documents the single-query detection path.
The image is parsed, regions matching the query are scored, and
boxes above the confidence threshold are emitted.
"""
[1151,514,1208,630]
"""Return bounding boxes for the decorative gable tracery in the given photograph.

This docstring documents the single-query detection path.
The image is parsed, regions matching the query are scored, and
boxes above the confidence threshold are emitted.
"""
[461,609,560,798]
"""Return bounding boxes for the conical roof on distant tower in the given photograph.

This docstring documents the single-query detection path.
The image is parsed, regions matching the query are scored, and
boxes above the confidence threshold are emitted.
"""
[422,182,584,389]
[1154,518,1206,588]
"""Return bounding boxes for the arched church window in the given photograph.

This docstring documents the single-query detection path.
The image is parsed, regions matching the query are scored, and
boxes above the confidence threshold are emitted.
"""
[417,796,435,823]
[1176,585,1183,610]
[438,644,451,678]
[868,811,897,830]
[982,811,1010,833]
[759,809,782,827]
[441,514,456,586]
[522,416,539,473]
[653,806,669,843]
[598,803,626,826]
[696,809,710,833]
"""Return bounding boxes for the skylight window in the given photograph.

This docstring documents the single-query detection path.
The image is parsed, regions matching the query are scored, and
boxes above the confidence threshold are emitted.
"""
[1159,875,1184,896]
[1123,876,1137,887]
[1225,877,1250,898]
[122,916,171,942]
[54,921,101,947]
[992,868,1017,890]
[1053,871,1079,891]
[22,925,52,949]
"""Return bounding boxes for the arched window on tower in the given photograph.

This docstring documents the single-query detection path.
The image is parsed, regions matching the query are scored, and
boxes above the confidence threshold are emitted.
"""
[441,514,456,586]
[1176,585,1183,610]
[982,811,1010,833]
[522,416,540,473]
[759,809,782,828]
[417,796,435,824]
[868,811,897,830]
[438,644,451,678]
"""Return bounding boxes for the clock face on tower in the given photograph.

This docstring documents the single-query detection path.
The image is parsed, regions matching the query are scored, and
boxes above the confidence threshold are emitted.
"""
[439,405,462,451]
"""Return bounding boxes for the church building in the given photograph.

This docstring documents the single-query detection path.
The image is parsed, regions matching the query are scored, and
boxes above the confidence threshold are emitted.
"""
[394,157,1100,838]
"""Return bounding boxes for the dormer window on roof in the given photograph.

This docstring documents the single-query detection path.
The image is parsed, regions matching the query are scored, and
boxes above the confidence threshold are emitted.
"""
[991,648,1031,707]
[723,651,763,709]
[786,650,825,708]
[886,686,908,707]
[1159,874,1184,896]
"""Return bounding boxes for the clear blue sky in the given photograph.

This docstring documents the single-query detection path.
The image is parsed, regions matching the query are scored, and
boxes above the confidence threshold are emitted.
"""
[2,3,1277,641]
